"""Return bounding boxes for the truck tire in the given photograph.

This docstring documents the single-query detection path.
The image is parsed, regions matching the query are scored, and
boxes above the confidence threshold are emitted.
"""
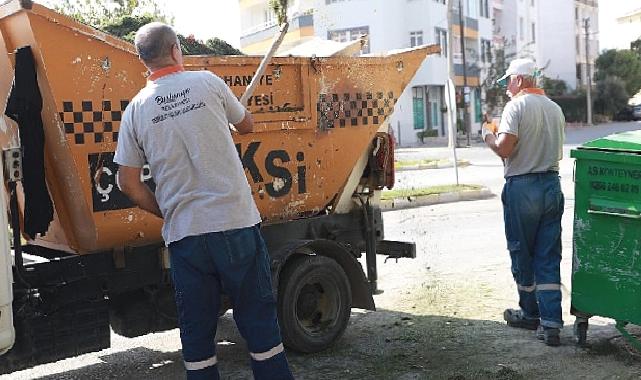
[277,254,352,353]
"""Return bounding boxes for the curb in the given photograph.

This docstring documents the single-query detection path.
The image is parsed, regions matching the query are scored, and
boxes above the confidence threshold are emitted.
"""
[380,187,493,211]
[395,160,470,172]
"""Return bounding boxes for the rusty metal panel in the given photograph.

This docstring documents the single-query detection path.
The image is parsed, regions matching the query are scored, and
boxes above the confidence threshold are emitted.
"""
[0,1,438,253]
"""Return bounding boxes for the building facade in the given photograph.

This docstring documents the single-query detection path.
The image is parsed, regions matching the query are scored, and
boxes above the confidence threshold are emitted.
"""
[572,0,599,88]
[615,7,641,50]
[239,0,493,146]
[239,0,316,55]
[496,0,599,90]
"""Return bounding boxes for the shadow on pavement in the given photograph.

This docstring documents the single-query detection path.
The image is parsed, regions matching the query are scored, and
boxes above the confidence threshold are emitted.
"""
[25,308,641,380]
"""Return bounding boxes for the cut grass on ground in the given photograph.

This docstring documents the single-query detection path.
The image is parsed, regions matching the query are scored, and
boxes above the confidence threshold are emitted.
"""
[381,184,482,200]
[394,159,469,168]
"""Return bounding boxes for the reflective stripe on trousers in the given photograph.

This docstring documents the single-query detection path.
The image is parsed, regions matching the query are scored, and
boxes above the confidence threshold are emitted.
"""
[502,172,564,329]
[518,283,561,292]
[251,343,285,361]
[185,355,218,371]
[169,226,294,380]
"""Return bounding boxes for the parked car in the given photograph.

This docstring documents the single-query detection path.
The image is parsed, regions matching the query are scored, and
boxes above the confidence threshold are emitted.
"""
[614,105,635,121]
[633,104,641,121]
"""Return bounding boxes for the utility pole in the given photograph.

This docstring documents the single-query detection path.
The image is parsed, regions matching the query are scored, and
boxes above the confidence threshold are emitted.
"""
[458,0,470,146]
[584,17,593,126]
[446,0,460,184]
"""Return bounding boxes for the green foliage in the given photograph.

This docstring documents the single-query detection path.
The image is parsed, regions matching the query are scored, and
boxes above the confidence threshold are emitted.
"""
[481,45,511,114]
[550,93,587,123]
[178,35,243,56]
[54,0,242,56]
[632,38,641,57]
[101,14,155,42]
[594,76,630,118]
[205,38,244,56]
[540,76,568,97]
[55,0,168,29]
[269,0,289,25]
[416,129,438,142]
[595,49,641,97]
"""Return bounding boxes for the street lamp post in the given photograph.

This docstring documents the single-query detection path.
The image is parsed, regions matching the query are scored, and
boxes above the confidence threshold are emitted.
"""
[458,0,471,146]
[583,17,593,126]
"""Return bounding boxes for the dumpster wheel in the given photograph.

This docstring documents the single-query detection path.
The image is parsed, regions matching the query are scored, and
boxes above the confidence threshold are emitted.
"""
[573,318,588,346]
[277,254,352,353]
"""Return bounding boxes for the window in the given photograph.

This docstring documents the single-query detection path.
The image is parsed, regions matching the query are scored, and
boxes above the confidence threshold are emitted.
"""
[432,102,439,128]
[575,7,579,20]
[531,22,536,42]
[435,27,448,57]
[576,63,582,81]
[410,31,424,48]
[576,35,580,54]
[264,8,275,24]
[434,0,446,4]
[480,39,492,63]
[412,87,425,130]
[326,0,350,4]
[479,0,490,18]
[466,0,478,17]
[328,26,370,53]
[519,17,524,41]
[531,0,535,6]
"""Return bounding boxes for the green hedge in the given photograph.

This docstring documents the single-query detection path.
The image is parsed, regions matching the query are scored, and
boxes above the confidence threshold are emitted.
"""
[416,129,439,142]
[550,95,587,123]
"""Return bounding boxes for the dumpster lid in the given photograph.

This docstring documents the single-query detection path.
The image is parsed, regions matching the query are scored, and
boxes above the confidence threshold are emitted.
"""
[578,130,641,153]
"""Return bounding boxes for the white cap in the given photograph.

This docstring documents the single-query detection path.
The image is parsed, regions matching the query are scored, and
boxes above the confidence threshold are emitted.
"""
[497,58,538,86]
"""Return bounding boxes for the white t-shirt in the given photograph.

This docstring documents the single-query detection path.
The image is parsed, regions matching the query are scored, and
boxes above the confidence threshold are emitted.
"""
[498,92,565,178]
[114,70,261,244]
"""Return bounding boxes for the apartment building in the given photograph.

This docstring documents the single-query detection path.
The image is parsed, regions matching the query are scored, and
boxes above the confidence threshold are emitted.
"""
[239,0,493,146]
[493,0,538,60]
[239,0,316,54]
[615,7,641,50]
[572,0,599,88]
[496,0,598,90]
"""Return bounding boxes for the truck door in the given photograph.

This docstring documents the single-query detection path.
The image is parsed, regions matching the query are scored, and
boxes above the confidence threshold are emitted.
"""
[0,118,15,355]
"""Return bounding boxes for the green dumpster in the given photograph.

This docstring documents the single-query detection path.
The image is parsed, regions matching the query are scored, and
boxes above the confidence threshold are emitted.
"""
[571,129,641,348]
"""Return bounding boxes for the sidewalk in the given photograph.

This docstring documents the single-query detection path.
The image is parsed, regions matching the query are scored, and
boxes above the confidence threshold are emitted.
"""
[381,186,493,211]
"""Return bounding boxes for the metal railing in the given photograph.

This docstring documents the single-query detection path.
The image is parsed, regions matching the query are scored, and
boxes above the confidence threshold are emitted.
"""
[241,19,278,37]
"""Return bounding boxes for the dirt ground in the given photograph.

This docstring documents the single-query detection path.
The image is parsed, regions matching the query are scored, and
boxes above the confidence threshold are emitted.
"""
[8,198,641,380]
[7,125,641,379]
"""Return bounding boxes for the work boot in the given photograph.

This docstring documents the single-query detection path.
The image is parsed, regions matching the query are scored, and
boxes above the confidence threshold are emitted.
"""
[536,326,561,347]
[503,308,539,330]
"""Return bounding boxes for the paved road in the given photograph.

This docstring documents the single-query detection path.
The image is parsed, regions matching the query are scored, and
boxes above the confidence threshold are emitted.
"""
[395,121,641,197]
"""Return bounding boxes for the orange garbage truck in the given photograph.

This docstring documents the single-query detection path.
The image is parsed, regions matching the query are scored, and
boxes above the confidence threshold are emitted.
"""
[0,0,439,372]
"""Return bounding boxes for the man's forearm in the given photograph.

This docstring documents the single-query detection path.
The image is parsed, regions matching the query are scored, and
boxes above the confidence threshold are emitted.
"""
[484,134,502,157]
[123,184,162,218]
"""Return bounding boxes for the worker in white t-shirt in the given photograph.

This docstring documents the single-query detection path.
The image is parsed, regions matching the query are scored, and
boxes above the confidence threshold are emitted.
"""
[114,22,294,379]
[482,58,566,347]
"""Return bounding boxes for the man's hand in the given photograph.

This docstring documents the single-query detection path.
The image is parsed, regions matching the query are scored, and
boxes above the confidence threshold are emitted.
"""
[484,132,518,159]
[117,165,162,218]
[482,124,495,143]
[233,110,254,134]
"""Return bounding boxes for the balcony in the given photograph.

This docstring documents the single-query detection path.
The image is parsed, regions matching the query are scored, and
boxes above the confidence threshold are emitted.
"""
[452,12,479,30]
[576,0,598,7]
[454,63,480,78]
[240,12,314,46]
[242,19,278,37]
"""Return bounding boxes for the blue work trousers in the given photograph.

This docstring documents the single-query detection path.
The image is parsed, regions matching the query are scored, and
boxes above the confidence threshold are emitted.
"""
[502,171,564,329]
[168,225,294,380]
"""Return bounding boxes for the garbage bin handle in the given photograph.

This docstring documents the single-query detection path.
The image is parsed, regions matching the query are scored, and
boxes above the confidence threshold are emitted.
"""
[587,209,641,219]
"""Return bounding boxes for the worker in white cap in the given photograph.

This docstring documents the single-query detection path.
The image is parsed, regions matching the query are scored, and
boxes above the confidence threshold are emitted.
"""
[482,58,566,346]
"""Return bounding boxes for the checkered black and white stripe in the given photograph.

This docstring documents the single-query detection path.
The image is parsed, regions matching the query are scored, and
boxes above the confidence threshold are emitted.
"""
[58,100,130,145]
[317,91,397,130]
